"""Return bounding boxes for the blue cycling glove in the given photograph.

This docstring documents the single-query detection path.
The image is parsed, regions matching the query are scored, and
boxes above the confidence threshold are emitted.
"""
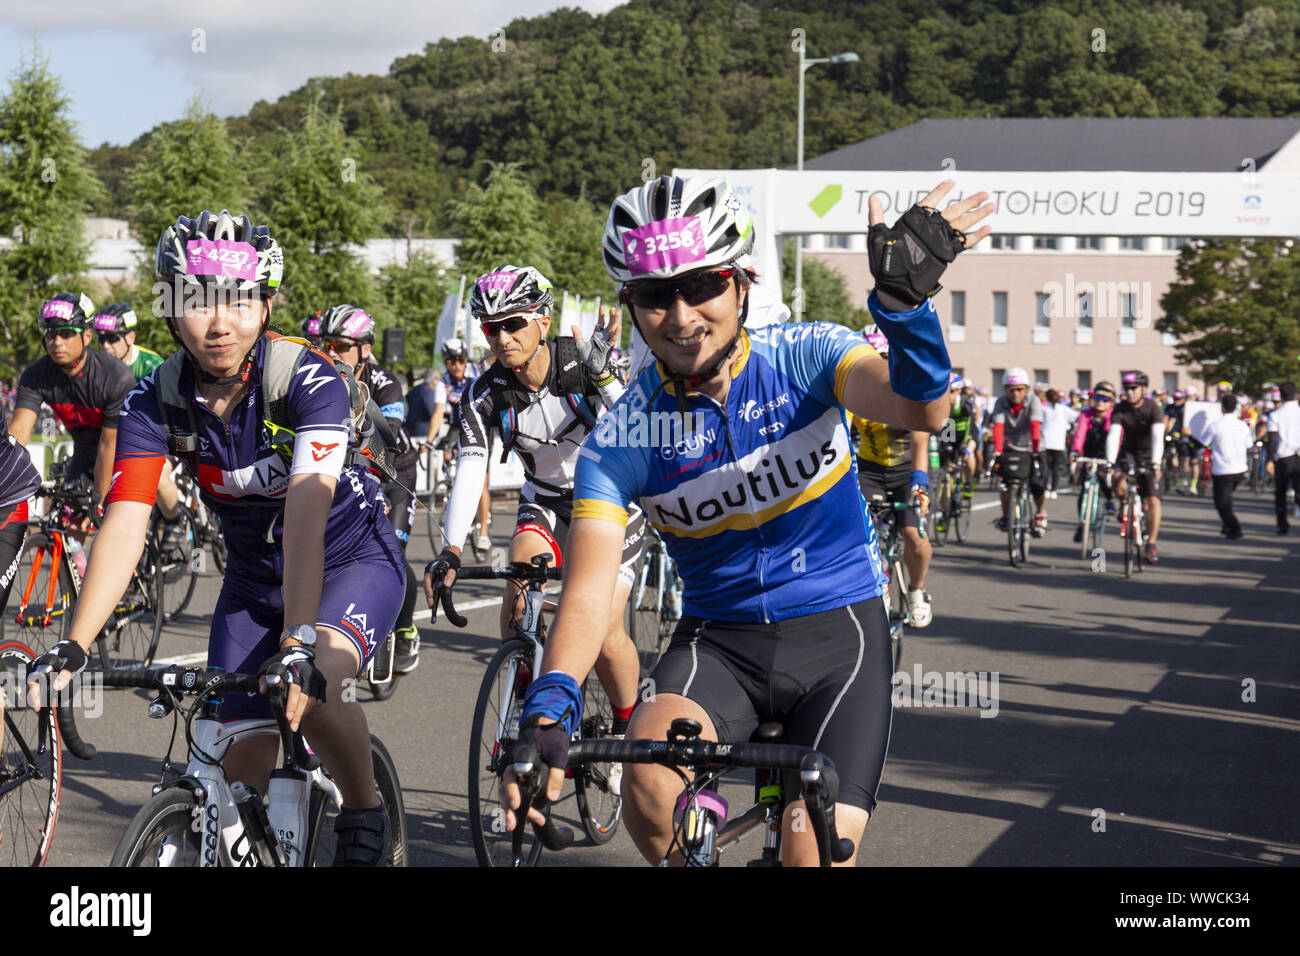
[521,671,584,737]
[910,469,930,489]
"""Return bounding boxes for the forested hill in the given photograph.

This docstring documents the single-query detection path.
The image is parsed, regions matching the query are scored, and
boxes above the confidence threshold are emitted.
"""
[88,0,1300,234]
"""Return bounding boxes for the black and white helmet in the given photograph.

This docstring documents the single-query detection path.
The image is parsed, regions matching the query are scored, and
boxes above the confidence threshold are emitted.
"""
[156,210,283,298]
[319,304,375,343]
[602,175,754,284]
[91,302,138,335]
[441,337,468,362]
[467,264,554,319]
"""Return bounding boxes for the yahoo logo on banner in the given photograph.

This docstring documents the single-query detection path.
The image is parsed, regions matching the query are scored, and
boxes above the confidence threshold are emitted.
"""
[623,216,706,277]
[185,239,258,281]
[477,272,517,294]
[41,300,75,320]
[341,310,371,338]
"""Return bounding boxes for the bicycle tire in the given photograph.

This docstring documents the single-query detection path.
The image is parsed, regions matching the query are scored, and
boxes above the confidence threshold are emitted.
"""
[1006,484,1021,567]
[1080,484,1096,559]
[152,508,199,622]
[933,477,950,546]
[361,734,408,866]
[0,641,61,867]
[468,639,544,867]
[1123,497,1137,578]
[110,788,201,867]
[369,676,401,701]
[953,478,970,543]
[1018,486,1032,563]
[626,543,672,677]
[575,674,622,844]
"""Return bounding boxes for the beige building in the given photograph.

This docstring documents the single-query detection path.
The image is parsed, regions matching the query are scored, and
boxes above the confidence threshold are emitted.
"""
[799,118,1300,395]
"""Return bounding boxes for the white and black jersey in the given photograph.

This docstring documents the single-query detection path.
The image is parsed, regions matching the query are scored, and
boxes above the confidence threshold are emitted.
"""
[441,340,623,552]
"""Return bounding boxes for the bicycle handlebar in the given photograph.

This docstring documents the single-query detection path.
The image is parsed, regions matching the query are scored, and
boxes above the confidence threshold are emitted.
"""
[428,559,563,629]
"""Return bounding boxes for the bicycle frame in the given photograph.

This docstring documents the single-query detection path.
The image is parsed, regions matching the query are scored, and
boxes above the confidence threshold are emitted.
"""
[492,585,547,748]
[167,717,342,868]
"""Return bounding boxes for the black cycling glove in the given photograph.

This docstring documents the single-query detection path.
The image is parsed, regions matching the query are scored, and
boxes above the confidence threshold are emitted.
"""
[259,646,327,701]
[31,640,87,678]
[868,204,968,307]
[510,714,572,778]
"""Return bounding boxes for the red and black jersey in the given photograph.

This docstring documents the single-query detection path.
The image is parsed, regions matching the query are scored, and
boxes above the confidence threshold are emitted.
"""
[16,350,136,472]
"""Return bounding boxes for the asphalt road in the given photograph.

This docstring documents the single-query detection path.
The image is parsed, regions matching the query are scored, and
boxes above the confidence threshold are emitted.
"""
[29,484,1300,866]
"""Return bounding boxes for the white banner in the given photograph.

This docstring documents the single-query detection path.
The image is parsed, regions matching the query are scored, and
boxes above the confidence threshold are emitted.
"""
[678,168,1300,240]
[1184,401,1224,445]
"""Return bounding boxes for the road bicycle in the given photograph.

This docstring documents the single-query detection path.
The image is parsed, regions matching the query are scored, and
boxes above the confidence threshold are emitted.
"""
[55,664,406,867]
[431,556,622,867]
[624,527,682,676]
[1074,457,1109,559]
[4,474,162,671]
[866,496,920,670]
[0,640,61,866]
[1119,463,1150,579]
[931,452,971,546]
[511,717,856,867]
[172,460,226,577]
[998,451,1034,567]
[147,505,200,623]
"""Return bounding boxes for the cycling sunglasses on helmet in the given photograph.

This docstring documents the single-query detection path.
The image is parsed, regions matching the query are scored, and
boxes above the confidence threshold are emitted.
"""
[621,268,738,311]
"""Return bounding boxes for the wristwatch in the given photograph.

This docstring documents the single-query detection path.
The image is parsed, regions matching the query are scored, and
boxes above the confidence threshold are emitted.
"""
[280,624,318,650]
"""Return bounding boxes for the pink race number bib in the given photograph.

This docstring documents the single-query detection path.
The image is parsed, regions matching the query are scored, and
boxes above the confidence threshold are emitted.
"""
[476,272,517,294]
[92,315,119,331]
[622,217,706,277]
[185,239,258,281]
[41,300,75,320]
[341,310,372,338]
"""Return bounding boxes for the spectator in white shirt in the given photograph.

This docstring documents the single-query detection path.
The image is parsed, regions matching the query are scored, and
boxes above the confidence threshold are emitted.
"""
[1266,381,1300,535]
[1041,389,1079,497]
[1207,394,1253,539]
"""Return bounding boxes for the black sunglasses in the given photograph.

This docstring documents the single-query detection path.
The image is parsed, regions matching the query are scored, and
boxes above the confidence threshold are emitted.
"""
[43,327,84,340]
[479,315,534,338]
[622,268,737,311]
[98,332,124,345]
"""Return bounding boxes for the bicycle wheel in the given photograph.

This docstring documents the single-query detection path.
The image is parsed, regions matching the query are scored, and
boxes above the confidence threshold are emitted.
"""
[0,641,61,867]
[310,734,408,867]
[933,477,950,546]
[1134,504,1146,575]
[468,639,543,867]
[1079,484,1097,559]
[99,546,163,669]
[110,788,202,866]
[952,478,970,543]
[1006,485,1021,567]
[203,510,226,575]
[3,533,72,660]
[151,508,199,622]
[625,543,669,677]
[1123,498,1137,578]
[368,675,400,701]
[1018,486,1032,563]
[574,673,622,844]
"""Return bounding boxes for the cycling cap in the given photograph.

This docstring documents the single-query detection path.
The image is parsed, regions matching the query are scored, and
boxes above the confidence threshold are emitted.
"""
[1172,389,1185,400]
[320,304,375,343]
[468,264,554,319]
[156,209,282,299]
[301,311,322,338]
[949,371,964,388]
[1092,380,1116,399]
[39,292,95,329]
[1121,370,1149,387]
[441,337,468,361]
[602,175,753,284]
[91,302,138,334]
[1004,367,1030,387]
[1216,380,1232,392]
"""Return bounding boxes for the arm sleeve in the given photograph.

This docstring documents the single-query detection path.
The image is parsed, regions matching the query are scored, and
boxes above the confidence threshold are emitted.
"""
[284,350,352,480]
[1070,413,1088,454]
[1150,423,1165,459]
[441,381,493,551]
[1106,424,1123,464]
[866,291,951,402]
[1030,419,1042,454]
[992,421,1005,455]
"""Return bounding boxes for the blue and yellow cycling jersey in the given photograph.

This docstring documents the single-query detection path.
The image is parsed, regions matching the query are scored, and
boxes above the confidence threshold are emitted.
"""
[574,322,889,623]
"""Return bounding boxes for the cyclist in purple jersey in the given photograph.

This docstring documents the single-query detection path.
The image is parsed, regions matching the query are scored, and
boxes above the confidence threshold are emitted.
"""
[27,211,403,865]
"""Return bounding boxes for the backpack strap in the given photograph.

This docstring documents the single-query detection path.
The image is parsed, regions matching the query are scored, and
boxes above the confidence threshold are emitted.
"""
[154,351,200,474]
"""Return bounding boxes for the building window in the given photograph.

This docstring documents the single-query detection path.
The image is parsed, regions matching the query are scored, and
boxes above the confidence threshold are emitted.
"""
[1035,292,1052,327]
[1121,293,1136,329]
[824,234,850,249]
[950,291,965,326]
[990,235,1018,250]
[993,292,1008,327]
[1164,372,1178,393]
[1033,236,1060,250]
[1162,237,1190,251]
[1035,369,1050,390]
[1119,236,1146,251]
[1077,370,1092,391]
[992,368,1005,392]
[1077,291,1093,329]
[1076,236,1102,251]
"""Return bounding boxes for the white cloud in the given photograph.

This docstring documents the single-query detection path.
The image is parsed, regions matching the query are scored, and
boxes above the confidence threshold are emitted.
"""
[5,1,624,134]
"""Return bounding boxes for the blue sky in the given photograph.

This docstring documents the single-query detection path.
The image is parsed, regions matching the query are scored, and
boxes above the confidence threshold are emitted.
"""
[1,1,624,148]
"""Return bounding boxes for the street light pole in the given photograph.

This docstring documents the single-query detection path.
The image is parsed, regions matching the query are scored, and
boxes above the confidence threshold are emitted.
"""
[794,46,858,320]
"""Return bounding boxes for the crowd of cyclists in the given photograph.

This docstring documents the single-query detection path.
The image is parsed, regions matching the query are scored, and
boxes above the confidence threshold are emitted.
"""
[3,170,1297,869]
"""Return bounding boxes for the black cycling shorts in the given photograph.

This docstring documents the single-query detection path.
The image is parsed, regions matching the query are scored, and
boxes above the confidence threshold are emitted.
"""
[514,493,646,587]
[1116,453,1161,500]
[858,463,920,530]
[648,598,893,813]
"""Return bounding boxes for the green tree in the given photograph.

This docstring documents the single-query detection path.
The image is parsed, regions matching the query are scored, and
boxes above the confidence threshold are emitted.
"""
[543,191,614,300]
[780,241,854,325]
[0,47,106,374]
[258,93,390,314]
[448,162,553,279]
[1159,239,1300,395]
[375,250,450,375]
[124,98,250,255]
